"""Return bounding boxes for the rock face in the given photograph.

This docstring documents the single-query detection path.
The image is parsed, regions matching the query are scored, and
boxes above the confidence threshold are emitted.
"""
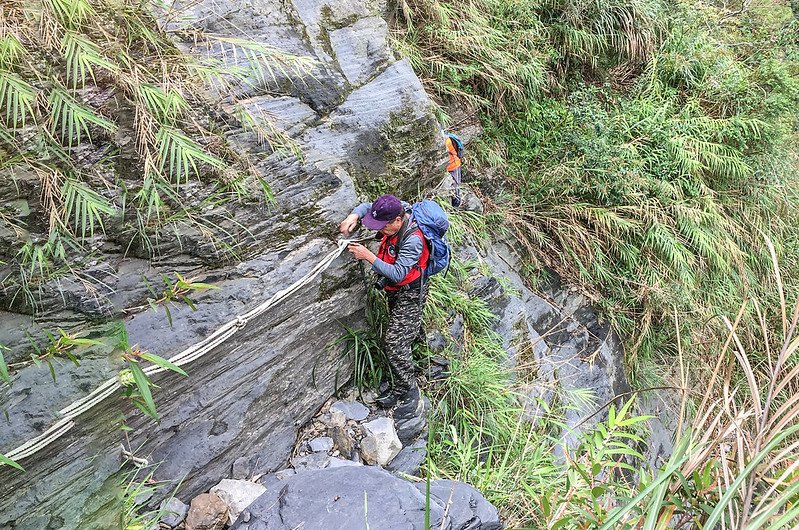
[0,0,439,528]
[229,466,503,530]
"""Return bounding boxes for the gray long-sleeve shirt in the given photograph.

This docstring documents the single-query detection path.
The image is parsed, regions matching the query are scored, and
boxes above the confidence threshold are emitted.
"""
[352,202,423,284]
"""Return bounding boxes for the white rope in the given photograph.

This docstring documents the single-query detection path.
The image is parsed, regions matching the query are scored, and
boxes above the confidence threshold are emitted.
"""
[5,237,368,462]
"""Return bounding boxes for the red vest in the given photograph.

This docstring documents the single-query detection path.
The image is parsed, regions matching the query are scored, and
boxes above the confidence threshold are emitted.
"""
[377,226,430,291]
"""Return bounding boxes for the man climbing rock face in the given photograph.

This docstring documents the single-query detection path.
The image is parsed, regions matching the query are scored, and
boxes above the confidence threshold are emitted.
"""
[340,194,427,413]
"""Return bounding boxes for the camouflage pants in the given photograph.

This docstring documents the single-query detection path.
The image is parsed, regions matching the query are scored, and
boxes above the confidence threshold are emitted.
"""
[384,283,429,393]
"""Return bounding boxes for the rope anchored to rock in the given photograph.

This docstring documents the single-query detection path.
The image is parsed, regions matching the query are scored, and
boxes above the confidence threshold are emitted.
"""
[5,237,370,464]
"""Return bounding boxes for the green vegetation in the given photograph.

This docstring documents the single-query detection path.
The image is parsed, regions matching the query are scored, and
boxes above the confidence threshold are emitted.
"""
[392,0,799,372]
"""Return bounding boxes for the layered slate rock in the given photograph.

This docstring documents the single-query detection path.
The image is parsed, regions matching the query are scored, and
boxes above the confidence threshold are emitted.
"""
[0,0,439,528]
[230,466,502,530]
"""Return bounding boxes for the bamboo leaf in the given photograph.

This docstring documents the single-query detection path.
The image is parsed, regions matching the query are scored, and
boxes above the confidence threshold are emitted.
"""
[0,344,10,385]
[140,352,187,376]
[45,0,94,28]
[47,86,116,147]
[0,452,24,471]
[128,360,158,420]
[62,177,116,238]
[0,70,36,128]
[155,126,225,184]
[61,31,118,88]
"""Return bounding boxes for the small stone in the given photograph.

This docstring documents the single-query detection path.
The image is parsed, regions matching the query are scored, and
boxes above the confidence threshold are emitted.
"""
[185,493,227,530]
[159,497,189,527]
[329,410,347,428]
[330,400,370,421]
[309,436,334,453]
[209,479,266,524]
[360,417,402,466]
[330,425,354,458]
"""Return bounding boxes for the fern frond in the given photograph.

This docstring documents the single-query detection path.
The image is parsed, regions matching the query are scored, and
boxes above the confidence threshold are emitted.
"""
[47,86,116,147]
[62,177,116,238]
[61,30,117,88]
[155,126,225,184]
[0,70,36,128]
[45,0,94,29]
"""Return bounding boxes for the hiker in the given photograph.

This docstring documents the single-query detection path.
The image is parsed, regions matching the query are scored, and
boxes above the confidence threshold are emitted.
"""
[339,194,428,411]
[444,131,463,208]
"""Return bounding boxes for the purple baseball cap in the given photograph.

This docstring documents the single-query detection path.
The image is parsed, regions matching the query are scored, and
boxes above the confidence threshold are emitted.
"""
[362,194,403,230]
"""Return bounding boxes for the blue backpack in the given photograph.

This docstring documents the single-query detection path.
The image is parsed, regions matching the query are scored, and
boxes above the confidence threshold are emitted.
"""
[410,200,451,280]
[447,133,465,159]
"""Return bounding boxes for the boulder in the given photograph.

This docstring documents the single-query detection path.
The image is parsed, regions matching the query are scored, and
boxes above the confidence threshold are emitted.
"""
[159,497,189,528]
[417,480,502,530]
[185,493,228,530]
[360,417,402,466]
[230,466,447,530]
[329,400,370,421]
[230,466,504,530]
[209,479,267,524]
